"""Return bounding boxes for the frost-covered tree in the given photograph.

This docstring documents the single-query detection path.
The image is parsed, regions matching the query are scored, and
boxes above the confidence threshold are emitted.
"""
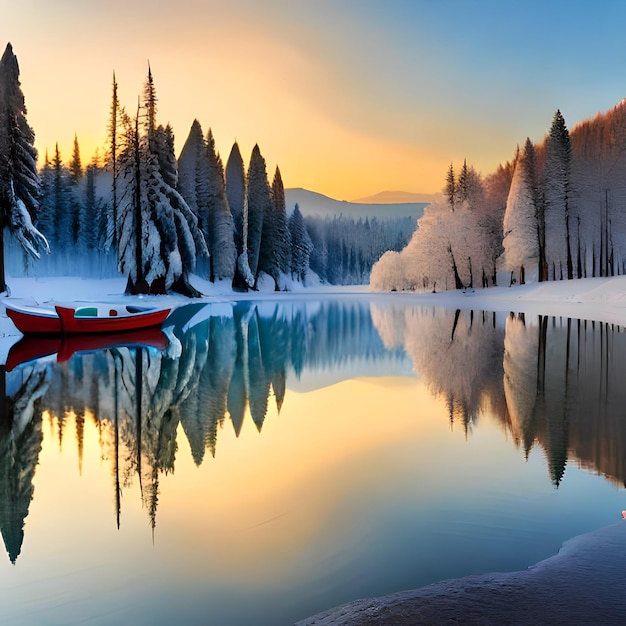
[288,203,312,281]
[369,250,404,291]
[544,109,574,280]
[502,141,540,284]
[116,67,208,296]
[0,42,48,293]
[371,163,494,293]
[568,100,626,278]
[245,144,270,284]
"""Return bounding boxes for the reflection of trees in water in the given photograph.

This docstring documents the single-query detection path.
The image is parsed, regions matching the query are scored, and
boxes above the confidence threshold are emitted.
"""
[0,362,50,562]
[372,304,626,489]
[0,299,397,537]
[7,298,626,555]
[504,313,539,453]
[372,304,505,429]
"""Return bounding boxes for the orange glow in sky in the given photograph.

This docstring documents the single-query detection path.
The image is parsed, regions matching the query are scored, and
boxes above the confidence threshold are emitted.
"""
[4,1,626,200]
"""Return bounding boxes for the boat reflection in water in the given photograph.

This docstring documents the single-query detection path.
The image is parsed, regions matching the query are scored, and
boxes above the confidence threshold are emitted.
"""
[5,326,170,371]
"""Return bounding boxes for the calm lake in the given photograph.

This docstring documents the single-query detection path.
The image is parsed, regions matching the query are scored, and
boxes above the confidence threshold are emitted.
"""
[0,295,625,625]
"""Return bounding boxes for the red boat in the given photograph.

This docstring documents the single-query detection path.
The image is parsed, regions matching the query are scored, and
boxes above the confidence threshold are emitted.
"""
[5,301,171,335]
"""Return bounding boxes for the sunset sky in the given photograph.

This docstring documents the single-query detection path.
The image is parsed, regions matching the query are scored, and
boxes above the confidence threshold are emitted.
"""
[4,0,626,200]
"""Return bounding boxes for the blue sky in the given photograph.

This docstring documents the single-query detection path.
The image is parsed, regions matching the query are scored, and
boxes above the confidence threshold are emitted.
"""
[4,0,626,198]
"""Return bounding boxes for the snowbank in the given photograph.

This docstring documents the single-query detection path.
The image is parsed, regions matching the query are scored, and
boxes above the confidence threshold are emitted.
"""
[369,275,626,327]
[298,521,626,625]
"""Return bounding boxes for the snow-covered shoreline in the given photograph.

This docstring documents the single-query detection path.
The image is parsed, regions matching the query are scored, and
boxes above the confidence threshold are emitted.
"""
[4,273,626,352]
[368,275,626,327]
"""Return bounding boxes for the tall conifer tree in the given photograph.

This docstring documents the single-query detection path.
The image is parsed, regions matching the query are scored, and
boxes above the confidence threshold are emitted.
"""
[225,141,245,256]
[117,66,207,296]
[258,165,289,286]
[544,109,574,280]
[206,129,235,282]
[289,203,312,281]
[245,144,270,283]
[108,72,121,250]
[0,42,48,292]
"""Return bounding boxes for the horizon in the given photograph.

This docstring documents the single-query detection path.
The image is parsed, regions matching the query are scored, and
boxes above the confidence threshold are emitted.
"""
[5,1,626,199]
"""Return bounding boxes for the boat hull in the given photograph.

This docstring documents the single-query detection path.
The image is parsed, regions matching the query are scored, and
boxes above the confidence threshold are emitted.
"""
[55,305,171,334]
[5,302,171,335]
[6,304,62,334]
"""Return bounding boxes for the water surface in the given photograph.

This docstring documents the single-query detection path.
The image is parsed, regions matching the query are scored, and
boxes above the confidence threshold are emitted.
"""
[0,297,624,625]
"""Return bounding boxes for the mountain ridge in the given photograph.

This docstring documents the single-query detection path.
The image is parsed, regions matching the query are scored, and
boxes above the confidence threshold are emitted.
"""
[352,190,442,204]
[285,187,427,222]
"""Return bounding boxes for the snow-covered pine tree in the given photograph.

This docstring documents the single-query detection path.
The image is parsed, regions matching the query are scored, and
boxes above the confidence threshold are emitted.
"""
[544,109,574,280]
[206,129,235,282]
[288,202,312,282]
[116,67,208,297]
[177,119,211,277]
[245,144,270,284]
[0,42,49,292]
[269,166,290,284]
[258,165,289,287]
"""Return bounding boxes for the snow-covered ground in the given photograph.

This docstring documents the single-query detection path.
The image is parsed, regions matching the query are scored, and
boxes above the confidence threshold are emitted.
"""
[3,273,626,624]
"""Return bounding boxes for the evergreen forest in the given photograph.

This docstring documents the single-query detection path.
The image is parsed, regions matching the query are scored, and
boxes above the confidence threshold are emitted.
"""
[0,42,410,294]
